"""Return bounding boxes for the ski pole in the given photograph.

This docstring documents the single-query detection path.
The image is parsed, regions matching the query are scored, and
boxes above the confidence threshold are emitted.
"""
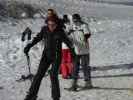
[25,53,34,83]
[26,53,31,74]
[16,53,34,82]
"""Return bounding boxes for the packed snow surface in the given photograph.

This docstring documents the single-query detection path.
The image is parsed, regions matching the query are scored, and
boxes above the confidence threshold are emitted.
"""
[0,0,133,100]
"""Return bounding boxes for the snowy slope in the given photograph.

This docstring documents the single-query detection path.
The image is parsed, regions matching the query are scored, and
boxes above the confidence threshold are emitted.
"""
[0,1,133,100]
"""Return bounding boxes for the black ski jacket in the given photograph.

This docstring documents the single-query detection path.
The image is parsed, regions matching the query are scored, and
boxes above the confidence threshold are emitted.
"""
[29,26,74,61]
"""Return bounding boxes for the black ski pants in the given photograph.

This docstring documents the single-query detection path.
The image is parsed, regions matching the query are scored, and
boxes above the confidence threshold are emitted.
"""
[26,52,61,99]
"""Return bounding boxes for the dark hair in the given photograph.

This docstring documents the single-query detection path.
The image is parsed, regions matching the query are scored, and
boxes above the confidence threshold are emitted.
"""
[47,8,58,18]
[63,14,68,19]
[63,14,70,23]
[72,13,81,21]
[48,8,54,12]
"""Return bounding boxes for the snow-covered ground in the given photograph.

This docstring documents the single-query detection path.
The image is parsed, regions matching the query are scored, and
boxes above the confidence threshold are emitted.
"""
[0,0,133,100]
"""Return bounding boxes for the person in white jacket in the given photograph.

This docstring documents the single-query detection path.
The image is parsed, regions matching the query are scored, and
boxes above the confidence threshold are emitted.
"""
[68,14,93,91]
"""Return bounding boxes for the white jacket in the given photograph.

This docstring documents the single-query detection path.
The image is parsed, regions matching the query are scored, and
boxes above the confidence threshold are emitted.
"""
[70,22,91,55]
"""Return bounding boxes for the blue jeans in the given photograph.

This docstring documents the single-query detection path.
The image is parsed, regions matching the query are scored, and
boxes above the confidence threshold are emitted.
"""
[72,54,91,82]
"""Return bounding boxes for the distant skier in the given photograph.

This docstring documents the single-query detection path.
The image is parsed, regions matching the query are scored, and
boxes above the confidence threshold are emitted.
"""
[68,14,93,91]
[23,16,75,100]
[20,27,34,81]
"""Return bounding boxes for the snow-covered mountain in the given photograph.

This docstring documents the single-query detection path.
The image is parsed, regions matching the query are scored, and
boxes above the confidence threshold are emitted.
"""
[1,0,133,19]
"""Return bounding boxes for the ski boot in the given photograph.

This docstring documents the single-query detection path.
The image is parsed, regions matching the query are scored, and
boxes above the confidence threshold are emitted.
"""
[83,81,93,89]
[24,93,37,100]
[68,79,78,91]
[53,97,60,100]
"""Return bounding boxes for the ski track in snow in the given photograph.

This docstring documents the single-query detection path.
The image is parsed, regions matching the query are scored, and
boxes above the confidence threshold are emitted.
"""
[0,0,133,100]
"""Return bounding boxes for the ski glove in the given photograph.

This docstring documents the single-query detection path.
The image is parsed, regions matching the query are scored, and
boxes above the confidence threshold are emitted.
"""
[24,43,32,54]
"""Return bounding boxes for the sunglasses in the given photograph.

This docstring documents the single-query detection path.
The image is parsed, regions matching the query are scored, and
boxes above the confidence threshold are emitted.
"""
[48,23,57,26]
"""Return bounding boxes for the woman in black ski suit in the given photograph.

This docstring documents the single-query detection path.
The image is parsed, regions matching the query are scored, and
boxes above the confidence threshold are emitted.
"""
[24,17,75,100]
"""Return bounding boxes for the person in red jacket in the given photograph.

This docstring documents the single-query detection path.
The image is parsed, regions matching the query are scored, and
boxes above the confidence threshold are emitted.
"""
[60,14,73,79]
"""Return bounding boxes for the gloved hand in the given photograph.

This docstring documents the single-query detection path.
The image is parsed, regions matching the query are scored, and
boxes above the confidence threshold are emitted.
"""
[24,43,32,54]
[71,48,76,59]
